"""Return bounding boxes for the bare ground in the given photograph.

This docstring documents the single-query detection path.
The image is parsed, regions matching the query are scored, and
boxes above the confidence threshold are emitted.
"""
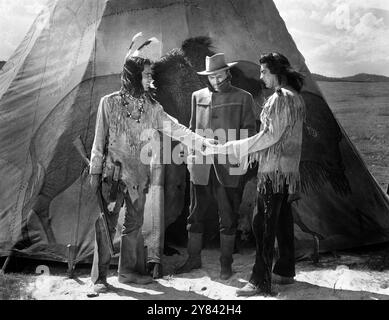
[2,245,389,301]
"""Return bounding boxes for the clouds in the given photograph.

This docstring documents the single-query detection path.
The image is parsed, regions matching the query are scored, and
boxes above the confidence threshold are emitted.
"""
[273,0,389,76]
[0,0,388,76]
[353,12,385,36]
[0,0,47,61]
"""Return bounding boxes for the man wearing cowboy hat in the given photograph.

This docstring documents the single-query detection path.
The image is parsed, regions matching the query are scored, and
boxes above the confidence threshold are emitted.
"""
[176,53,256,280]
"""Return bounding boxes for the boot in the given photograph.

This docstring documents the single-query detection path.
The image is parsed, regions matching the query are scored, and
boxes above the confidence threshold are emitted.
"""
[236,282,260,297]
[272,273,295,285]
[175,232,202,274]
[147,262,163,279]
[219,234,235,280]
[236,282,276,297]
[93,278,110,294]
[118,228,153,285]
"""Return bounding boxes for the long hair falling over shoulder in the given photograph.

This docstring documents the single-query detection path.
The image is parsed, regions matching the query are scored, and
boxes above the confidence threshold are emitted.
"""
[121,56,152,98]
[259,52,305,92]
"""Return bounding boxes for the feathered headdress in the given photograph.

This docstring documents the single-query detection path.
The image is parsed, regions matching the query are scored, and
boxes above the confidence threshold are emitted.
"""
[121,32,159,96]
[125,32,159,60]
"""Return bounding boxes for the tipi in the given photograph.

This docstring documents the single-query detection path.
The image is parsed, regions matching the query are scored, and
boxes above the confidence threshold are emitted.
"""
[1,0,388,270]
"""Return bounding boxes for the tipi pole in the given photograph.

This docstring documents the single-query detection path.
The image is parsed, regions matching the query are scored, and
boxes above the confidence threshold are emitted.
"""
[1,255,12,274]
[67,244,76,279]
[312,235,320,264]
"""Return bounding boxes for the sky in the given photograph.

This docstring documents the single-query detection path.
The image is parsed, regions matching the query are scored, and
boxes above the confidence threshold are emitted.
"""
[273,0,389,77]
[0,0,388,77]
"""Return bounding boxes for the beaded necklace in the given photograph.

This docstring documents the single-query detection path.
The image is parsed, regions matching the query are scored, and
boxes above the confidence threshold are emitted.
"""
[119,90,145,123]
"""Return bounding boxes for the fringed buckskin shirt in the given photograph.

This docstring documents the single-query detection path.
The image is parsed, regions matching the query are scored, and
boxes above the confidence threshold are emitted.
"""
[90,91,205,201]
[222,86,306,194]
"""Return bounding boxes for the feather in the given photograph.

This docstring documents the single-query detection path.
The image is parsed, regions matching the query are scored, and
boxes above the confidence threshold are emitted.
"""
[132,37,159,57]
[129,32,143,51]
[125,32,143,59]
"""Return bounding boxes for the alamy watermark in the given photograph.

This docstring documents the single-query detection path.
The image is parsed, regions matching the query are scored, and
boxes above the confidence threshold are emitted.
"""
[335,4,351,31]
[129,122,251,175]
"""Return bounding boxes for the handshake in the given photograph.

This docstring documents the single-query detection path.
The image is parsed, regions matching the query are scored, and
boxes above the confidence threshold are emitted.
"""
[200,138,229,156]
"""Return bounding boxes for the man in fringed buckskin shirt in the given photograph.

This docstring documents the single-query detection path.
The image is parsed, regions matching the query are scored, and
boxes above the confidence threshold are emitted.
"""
[208,52,306,296]
[89,45,214,294]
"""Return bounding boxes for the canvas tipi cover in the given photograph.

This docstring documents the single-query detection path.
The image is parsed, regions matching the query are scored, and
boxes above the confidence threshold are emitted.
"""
[1,0,389,266]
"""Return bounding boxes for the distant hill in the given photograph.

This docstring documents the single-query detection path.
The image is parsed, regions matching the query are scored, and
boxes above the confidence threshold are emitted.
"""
[0,61,5,70]
[312,73,389,83]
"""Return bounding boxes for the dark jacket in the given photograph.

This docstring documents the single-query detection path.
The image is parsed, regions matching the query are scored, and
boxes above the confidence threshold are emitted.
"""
[188,84,257,187]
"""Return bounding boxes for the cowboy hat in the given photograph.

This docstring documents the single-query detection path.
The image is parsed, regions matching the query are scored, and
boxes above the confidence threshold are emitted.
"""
[197,53,238,75]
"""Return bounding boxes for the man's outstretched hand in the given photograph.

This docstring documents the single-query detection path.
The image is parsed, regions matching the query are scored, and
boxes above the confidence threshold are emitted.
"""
[201,138,229,156]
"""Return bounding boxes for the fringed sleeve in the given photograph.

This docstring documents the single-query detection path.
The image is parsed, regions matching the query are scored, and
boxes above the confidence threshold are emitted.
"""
[156,105,206,153]
[90,96,110,174]
[221,93,294,161]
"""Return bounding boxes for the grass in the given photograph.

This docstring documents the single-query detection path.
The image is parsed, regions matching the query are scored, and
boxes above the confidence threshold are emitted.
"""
[0,272,34,300]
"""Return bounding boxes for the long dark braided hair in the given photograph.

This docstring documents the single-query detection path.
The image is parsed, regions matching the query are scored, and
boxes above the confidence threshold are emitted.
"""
[259,52,305,92]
